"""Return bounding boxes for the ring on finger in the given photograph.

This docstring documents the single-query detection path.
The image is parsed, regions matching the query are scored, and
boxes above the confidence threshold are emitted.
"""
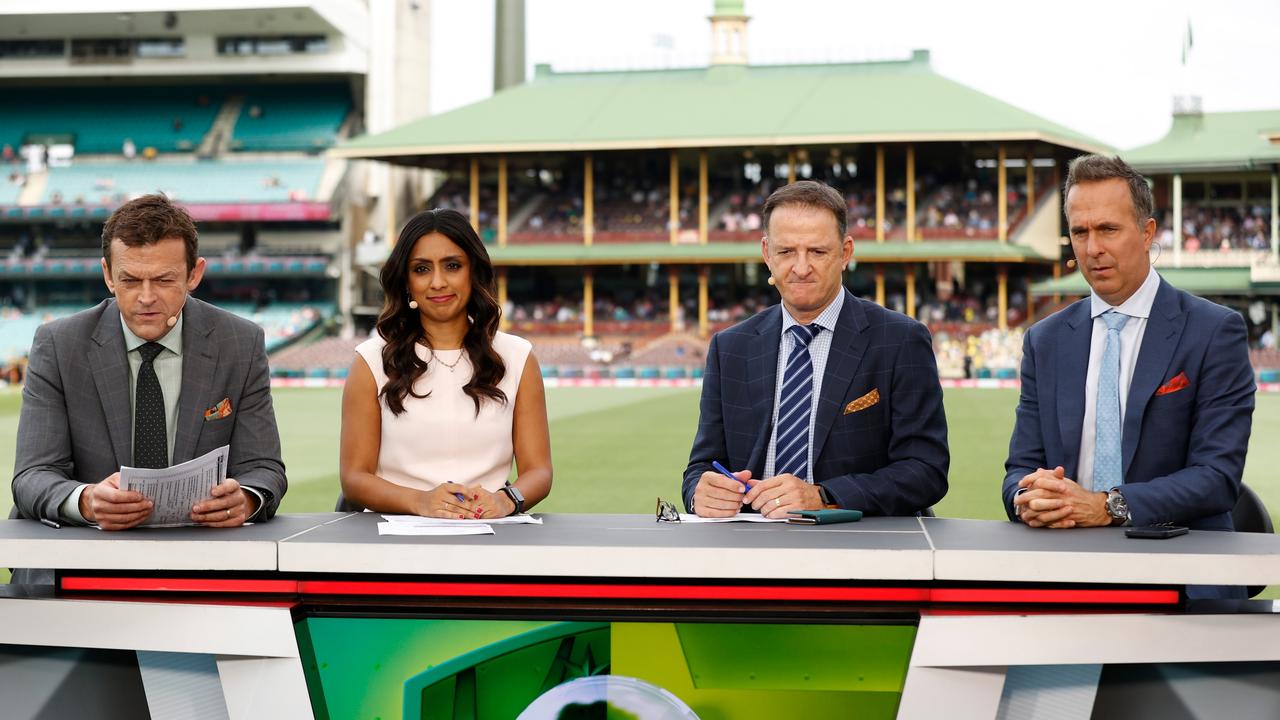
[226,508,232,519]
[773,498,781,507]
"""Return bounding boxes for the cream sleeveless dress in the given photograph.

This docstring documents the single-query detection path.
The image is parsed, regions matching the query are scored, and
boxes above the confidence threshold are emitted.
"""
[354,331,532,492]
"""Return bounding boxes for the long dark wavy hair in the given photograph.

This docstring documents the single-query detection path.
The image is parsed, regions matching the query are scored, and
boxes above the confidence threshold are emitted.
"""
[375,208,506,416]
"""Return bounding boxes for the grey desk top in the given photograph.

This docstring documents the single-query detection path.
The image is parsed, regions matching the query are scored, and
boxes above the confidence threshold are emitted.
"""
[274,513,935,580]
[924,518,1280,585]
[5,513,1280,586]
[0,513,344,572]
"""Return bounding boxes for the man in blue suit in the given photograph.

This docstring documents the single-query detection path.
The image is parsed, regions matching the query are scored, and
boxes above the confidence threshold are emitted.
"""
[683,181,949,518]
[1004,155,1254,553]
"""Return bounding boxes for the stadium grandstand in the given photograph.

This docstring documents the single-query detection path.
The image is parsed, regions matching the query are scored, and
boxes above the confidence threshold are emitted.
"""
[323,1,1100,383]
[3,1,1278,390]
[0,0,432,382]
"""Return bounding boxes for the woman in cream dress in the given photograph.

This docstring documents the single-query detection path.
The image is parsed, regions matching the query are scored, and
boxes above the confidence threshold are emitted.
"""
[339,209,551,518]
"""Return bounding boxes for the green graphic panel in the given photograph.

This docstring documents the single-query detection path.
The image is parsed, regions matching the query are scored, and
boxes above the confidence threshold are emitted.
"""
[611,622,915,719]
[296,617,556,720]
[407,623,610,719]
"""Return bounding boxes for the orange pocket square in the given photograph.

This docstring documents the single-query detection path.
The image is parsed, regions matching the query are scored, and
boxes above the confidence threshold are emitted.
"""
[1155,372,1189,396]
[204,397,233,421]
[843,388,880,415]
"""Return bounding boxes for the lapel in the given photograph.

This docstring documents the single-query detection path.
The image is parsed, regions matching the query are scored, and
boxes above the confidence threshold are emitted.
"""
[1055,300,1093,479]
[1122,279,1185,477]
[88,301,133,467]
[745,305,782,476]
[173,299,219,463]
[811,291,871,466]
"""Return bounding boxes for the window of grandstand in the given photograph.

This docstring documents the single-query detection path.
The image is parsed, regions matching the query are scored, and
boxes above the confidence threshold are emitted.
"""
[0,39,65,59]
[135,38,186,59]
[217,36,329,56]
[69,38,133,64]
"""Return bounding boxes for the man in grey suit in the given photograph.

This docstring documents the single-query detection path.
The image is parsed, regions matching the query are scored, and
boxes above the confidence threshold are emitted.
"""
[11,194,286,550]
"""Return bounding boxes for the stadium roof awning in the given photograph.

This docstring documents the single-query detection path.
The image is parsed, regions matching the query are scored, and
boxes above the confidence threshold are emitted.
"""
[489,240,1054,267]
[1125,110,1280,174]
[332,52,1112,165]
[1030,267,1280,297]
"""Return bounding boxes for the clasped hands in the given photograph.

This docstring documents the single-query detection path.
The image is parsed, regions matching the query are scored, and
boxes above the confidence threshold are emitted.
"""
[413,483,515,519]
[693,469,824,519]
[1013,466,1111,528]
[81,473,260,530]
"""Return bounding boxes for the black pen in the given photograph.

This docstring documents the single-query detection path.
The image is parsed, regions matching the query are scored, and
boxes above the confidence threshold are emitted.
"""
[40,518,61,530]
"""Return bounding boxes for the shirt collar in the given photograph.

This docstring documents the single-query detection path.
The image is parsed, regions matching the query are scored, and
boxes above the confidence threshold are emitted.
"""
[781,289,845,335]
[1090,266,1159,321]
[120,309,185,357]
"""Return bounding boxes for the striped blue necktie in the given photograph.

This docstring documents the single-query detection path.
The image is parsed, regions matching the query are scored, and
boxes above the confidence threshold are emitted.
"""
[1093,310,1129,491]
[775,323,821,480]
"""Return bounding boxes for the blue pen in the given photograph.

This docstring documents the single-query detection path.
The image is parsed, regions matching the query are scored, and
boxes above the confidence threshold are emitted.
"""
[711,460,750,490]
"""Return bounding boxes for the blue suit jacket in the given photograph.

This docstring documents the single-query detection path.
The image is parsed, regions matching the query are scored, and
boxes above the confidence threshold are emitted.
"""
[1003,278,1255,531]
[683,289,949,516]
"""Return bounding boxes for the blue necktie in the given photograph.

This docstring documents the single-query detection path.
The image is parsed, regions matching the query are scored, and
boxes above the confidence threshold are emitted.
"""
[775,323,821,480]
[1093,311,1129,491]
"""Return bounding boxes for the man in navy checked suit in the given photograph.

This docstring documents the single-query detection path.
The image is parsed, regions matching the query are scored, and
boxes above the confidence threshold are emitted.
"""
[683,181,949,518]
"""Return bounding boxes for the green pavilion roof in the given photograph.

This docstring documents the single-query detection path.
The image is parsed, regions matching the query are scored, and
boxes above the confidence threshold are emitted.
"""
[1030,267,1280,297]
[1125,110,1280,174]
[488,240,1054,267]
[334,51,1111,163]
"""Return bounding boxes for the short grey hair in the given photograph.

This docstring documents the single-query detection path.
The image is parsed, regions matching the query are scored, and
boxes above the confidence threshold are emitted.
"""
[1063,154,1154,228]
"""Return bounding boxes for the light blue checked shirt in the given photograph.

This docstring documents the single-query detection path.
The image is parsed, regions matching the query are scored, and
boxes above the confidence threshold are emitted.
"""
[764,291,845,481]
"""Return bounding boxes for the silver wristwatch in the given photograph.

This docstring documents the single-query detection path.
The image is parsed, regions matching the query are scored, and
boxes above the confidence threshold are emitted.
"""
[1105,488,1130,525]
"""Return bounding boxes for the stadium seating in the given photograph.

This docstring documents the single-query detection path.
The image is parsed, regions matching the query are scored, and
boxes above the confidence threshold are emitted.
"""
[0,86,224,154]
[0,306,80,360]
[231,84,350,152]
[40,159,325,206]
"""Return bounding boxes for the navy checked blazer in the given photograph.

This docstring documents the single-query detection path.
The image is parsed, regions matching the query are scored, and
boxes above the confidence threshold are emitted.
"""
[683,289,949,516]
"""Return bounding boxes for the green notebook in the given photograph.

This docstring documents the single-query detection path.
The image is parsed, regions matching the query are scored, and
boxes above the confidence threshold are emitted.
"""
[786,509,864,525]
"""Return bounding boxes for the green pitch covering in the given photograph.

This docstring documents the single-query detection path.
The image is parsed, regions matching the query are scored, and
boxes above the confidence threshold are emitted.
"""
[3,386,1280,598]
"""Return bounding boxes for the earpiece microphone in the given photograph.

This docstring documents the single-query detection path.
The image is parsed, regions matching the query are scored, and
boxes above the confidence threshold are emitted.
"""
[1066,259,1077,270]
[167,298,187,328]
[767,276,777,286]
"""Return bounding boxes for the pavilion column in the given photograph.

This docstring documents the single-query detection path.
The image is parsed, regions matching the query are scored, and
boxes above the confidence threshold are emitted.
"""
[875,144,885,243]
[469,158,480,232]
[1053,261,1062,305]
[875,266,886,307]
[905,267,916,319]
[698,266,709,338]
[497,155,508,247]
[1026,276,1035,323]
[1271,170,1278,263]
[787,149,796,184]
[1172,173,1183,267]
[906,144,916,242]
[997,265,1009,331]
[584,154,594,246]
[669,150,679,245]
[497,268,509,331]
[699,150,709,244]
[1026,151,1035,210]
[583,268,594,337]
[997,145,1008,243]
[669,268,680,332]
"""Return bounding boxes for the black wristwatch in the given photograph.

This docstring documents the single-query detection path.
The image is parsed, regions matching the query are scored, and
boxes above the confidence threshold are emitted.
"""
[499,485,525,516]
[816,484,836,507]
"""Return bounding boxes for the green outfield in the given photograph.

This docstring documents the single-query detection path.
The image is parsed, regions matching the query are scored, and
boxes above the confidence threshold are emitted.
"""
[3,386,1279,594]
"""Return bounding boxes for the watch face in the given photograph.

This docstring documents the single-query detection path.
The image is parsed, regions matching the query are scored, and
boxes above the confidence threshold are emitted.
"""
[506,485,524,503]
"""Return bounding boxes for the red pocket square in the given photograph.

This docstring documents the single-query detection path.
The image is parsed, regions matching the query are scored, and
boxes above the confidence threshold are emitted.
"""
[1155,372,1189,396]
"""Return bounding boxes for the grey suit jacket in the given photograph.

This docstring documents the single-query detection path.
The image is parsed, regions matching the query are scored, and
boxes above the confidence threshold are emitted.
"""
[11,297,287,527]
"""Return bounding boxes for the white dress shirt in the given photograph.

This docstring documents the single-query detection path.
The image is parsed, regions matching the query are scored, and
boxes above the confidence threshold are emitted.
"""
[1077,266,1160,492]
[764,291,845,481]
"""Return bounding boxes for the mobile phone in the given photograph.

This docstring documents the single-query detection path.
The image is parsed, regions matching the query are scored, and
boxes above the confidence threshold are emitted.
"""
[1125,525,1189,539]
